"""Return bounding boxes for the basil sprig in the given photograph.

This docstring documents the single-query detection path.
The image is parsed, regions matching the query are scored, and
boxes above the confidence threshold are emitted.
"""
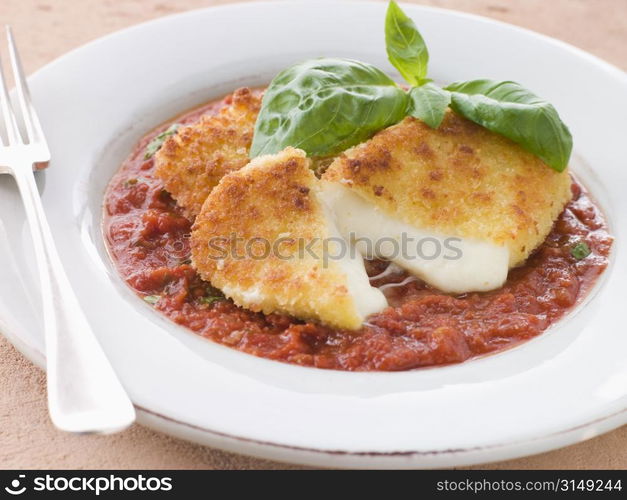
[250,1,573,171]
[250,58,408,157]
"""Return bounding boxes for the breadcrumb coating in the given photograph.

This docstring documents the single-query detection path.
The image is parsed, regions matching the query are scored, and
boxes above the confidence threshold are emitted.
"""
[323,112,572,267]
[191,147,385,329]
[154,87,261,218]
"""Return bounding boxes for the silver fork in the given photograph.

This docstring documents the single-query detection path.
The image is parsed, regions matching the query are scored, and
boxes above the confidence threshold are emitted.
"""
[0,26,135,433]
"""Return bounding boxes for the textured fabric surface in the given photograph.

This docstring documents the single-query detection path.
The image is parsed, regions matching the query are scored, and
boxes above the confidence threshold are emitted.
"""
[1,0,625,469]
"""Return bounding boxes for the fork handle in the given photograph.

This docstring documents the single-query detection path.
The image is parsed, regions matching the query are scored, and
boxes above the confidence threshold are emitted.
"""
[12,163,135,433]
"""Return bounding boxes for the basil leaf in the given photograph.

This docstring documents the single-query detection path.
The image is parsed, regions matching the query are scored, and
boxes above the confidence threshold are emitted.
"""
[571,241,591,260]
[250,58,408,158]
[408,83,450,128]
[445,80,572,171]
[144,123,180,160]
[385,1,429,85]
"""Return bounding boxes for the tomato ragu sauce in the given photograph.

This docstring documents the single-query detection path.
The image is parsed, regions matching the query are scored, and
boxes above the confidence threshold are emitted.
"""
[104,94,612,371]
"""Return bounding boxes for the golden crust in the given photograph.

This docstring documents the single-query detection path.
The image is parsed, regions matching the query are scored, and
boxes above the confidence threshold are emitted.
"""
[190,147,367,330]
[154,88,261,219]
[323,113,572,267]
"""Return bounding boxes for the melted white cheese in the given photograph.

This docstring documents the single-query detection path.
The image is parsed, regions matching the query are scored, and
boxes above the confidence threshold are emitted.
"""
[319,181,509,294]
[221,284,263,305]
[317,189,389,321]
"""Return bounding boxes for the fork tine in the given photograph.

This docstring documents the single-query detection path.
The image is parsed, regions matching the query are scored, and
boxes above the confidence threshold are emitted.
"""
[6,26,44,146]
[0,47,21,146]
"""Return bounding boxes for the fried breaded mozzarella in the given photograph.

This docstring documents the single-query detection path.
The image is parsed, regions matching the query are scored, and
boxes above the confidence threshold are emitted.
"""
[154,88,261,218]
[322,112,572,292]
[190,147,387,330]
[319,180,509,293]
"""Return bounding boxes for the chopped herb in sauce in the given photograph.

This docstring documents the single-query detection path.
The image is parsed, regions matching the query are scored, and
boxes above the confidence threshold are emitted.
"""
[144,124,180,159]
[143,295,161,305]
[198,295,223,305]
[571,241,591,260]
[158,189,172,203]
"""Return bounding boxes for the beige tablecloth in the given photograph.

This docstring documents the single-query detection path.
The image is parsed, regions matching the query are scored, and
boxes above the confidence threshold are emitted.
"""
[1,0,626,469]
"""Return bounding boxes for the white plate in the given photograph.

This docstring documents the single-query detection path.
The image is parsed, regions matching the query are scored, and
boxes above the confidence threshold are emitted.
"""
[1,1,626,469]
